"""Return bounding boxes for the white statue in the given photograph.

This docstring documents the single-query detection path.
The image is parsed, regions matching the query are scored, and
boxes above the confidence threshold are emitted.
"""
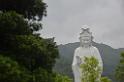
[72,27,103,82]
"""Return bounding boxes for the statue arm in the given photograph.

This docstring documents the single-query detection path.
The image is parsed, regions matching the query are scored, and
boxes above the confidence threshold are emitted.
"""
[72,49,81,81]
[72,50,77,67]
[72,48,82,67]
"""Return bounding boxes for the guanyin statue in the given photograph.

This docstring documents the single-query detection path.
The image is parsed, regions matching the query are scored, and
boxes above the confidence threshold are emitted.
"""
[72,26,103,82]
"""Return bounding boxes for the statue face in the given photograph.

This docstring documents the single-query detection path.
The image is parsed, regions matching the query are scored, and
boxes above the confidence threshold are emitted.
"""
[80,35,92,46]
[79,27,93,47]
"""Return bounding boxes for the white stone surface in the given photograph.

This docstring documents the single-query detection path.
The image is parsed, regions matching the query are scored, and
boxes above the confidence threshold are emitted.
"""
[72,27,103,82]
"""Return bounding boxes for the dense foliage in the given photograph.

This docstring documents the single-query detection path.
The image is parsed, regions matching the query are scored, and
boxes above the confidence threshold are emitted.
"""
[0,55,30,82]
[54,73,72,82]
[80,56,101,82]
[0,0,47,21]
[101,77,112,82]
[33,68,55,82]
[115,52,124,82]
[0,0,61,82]
[0,11,59,73]
[80,56,112,82]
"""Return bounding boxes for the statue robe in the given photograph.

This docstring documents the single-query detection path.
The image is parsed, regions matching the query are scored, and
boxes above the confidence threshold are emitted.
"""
[72,46,103,82]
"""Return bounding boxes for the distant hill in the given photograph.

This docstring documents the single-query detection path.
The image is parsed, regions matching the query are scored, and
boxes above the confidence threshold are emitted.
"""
[53,42,124,82]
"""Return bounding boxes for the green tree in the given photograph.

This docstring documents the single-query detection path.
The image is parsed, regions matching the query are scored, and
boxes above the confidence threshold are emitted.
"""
[0,11,32,53]
[0,11,58,72]
[80,56,101,82]
[0,55,30,82]
[0,0,47,21]
[80,56,111,82]
[115,52,124,82]
[0,0,59,81]
[101,77,112,82]
[54,73,72,82]
[33,68,55,82]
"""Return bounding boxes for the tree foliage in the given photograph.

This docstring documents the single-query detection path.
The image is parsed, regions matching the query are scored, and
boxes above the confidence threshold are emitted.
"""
[80,56,111,82]
[11,35,58,72]
[0,55,30,82]
[0,11,32,35]
[101,77,112,82]
[0,0,47,20]
[33,68,55,82]
[0,11,32,53]
[80,56,101,82]
[115,52,124,82]
[0,11,59,73]
[54,73,72,82]
[0,0,60,81]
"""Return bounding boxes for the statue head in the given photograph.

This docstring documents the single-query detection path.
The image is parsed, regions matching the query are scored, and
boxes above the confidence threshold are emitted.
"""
[79,26,93,47]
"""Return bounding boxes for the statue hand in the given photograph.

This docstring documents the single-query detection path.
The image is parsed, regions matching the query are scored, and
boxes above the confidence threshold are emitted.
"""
[76,56,82,66]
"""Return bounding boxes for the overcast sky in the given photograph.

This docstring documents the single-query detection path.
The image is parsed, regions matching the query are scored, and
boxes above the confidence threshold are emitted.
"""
[40,0,124,49]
